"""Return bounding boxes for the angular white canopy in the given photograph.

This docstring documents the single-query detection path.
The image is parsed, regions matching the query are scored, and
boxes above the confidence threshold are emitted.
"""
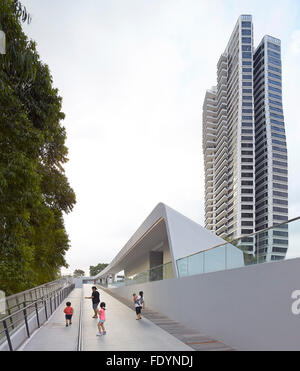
[94,203,225,279]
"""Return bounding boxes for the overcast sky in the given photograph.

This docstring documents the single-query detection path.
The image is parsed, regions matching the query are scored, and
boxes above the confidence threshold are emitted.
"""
[20,0,300,275]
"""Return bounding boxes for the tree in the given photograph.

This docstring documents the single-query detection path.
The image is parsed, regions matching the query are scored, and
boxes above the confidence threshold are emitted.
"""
[0,1,76,295]
[73,269,85,278]
[89,263,109,277]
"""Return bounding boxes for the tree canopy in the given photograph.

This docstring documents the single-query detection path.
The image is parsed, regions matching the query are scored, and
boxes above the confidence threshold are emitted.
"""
[0,0,76,295]
[89,263,109,277]
[73,269,85,278]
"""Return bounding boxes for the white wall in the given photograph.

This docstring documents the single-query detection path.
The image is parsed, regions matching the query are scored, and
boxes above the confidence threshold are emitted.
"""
[110,257,300,351]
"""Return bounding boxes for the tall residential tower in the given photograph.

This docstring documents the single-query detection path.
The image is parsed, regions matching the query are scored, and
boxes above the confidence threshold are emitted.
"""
[203,15,288,261]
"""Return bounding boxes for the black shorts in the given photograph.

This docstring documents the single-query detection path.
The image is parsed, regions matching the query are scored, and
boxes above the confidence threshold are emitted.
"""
[135,306,142,315]
[65,314,72,320]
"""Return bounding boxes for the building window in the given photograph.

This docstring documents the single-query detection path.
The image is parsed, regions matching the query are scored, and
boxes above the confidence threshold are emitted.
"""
[242,38,252,44]
[267,42,280,52]
[269,85,281,93]
[242,21,252,28]
[242,221,253,226]
[269,93,281,100]
[241,189,253,194]
[272,256,285,261]
[242,229,253,234]
[242,45,252,51]
[269,57,281,66]
[242,52,252,59]
[268,72,281,80]
[269,65,281,73]
[242,30,251,36]
[268,50,281,59]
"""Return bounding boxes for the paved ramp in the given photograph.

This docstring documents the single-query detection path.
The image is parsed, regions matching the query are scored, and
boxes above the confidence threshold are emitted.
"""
[19,285,193,351]
[82,285,193,351]
[19,284,233,351]
[20,288,82,351]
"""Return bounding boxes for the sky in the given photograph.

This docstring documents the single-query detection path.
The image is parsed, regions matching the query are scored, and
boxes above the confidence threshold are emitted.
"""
[19,0,300,275]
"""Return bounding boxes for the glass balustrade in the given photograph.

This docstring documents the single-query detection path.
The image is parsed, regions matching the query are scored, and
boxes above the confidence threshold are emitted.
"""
[100,218,300,286]
[107,261,174,288]
[177,217,300,277]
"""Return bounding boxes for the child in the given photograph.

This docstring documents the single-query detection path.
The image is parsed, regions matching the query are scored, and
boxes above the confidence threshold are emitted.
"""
[133,292,145,320]
[96,302,106,336]
[64,302,74,327]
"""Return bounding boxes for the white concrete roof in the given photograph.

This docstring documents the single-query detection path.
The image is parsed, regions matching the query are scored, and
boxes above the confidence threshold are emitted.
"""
[94,203,225,279]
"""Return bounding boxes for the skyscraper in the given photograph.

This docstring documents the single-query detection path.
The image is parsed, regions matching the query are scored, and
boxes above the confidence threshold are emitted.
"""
[203,15,288,261]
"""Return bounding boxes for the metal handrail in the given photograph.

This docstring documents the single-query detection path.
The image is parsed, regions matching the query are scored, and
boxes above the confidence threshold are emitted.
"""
[2,278,67,323]
[0,283,75,351]
[0,299,45,325]
[5,278,66,301]
[177,216,300,262]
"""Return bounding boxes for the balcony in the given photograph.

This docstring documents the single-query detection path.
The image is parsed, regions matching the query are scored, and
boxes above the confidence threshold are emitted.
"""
[216,223,227,235]
[215,194,228,209]
[216,208,227,221]
[215,185,228,202]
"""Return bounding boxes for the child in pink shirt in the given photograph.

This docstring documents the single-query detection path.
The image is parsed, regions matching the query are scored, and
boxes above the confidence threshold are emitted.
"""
[96,302,106,336]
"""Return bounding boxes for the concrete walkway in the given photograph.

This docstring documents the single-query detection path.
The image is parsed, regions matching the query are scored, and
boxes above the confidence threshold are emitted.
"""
[19,285,193,351]
[20,288,82,351]
[82,285,193,351]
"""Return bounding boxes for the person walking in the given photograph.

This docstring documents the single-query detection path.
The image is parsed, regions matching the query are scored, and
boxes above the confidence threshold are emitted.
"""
[63,302,74,327]
[133,291,145,320]
[96,302,106,336]
[85,286,100,318]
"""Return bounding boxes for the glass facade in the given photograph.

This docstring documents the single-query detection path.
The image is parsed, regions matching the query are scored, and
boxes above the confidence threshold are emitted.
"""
[253,35,288,261]
[203,17,288,262]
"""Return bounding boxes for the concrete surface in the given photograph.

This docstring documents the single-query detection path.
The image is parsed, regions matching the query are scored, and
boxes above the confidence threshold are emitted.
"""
[20,288,82,351]
[19,285,193,351]
[82,285,193,351]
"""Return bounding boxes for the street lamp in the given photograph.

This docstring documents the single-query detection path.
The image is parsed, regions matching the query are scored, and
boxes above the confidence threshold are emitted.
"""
[0,30,6,54]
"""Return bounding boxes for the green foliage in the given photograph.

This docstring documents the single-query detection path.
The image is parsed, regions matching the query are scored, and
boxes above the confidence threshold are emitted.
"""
[73,269,85,278]
[89,263,109,277]
[0,0,76,295]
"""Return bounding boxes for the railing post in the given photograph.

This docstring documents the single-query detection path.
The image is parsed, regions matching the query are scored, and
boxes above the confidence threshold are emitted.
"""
[35,302,40,328]
[3,320,13,351]
[44,299,48,320]
[6,302,14,330]
[50,297,53,315]
[23,305,30,338]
